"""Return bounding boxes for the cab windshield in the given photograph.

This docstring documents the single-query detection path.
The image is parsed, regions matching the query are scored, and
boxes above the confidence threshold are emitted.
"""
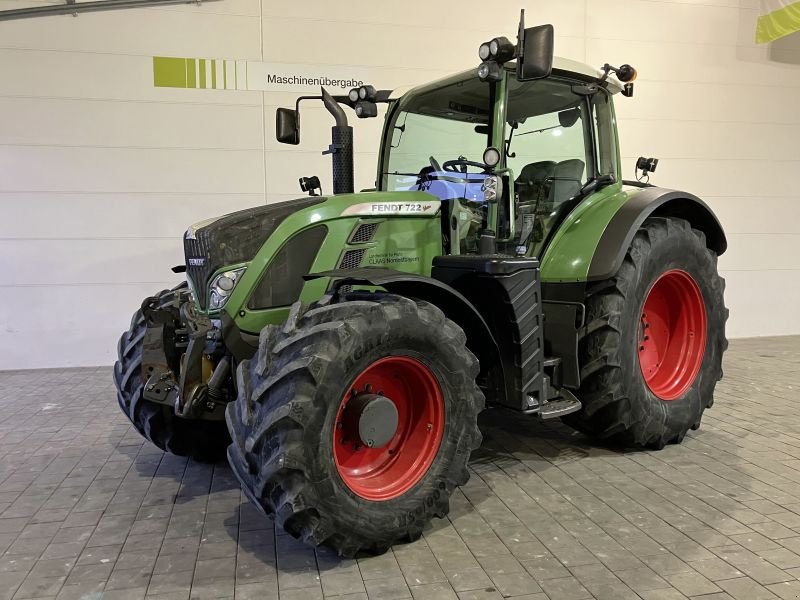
[381,78,491,192]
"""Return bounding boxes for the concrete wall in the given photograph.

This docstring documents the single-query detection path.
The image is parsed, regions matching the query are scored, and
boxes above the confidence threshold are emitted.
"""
[1,0,799,369]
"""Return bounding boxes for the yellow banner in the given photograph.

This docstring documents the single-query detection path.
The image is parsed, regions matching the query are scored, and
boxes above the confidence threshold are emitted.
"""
[757,0,800,43]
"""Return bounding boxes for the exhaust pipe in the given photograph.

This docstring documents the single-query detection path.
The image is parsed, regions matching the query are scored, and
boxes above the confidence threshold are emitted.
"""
[321,87,354,195]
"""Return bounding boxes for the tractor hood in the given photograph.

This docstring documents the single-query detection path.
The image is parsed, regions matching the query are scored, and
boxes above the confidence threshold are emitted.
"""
[183,196,325,308]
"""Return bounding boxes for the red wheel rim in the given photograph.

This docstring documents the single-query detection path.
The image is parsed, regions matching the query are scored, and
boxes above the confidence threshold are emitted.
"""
[333,356,444,501]
[638,269,707,400]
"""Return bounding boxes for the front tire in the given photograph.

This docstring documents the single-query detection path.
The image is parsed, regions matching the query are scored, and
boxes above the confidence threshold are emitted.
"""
[225,294,484,557]
[565,217,728,448]
[113,286,230,462]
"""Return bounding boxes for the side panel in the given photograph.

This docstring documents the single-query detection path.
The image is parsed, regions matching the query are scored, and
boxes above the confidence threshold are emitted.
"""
[223,191,442,334]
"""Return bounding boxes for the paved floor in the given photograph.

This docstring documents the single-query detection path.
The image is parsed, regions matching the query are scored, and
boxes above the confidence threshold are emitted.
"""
[0,337,798,600]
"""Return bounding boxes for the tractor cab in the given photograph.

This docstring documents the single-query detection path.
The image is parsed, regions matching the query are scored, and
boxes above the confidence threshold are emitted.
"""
[379,62,622,258]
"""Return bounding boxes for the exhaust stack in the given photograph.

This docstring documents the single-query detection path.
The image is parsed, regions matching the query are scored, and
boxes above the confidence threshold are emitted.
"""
[321,87,354,195]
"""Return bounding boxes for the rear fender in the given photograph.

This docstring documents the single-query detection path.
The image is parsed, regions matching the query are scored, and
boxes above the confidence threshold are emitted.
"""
[587,187,727,281]
[540,184,726,283]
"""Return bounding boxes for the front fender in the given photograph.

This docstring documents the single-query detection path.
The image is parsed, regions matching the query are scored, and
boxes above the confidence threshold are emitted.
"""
[306,267,506,405]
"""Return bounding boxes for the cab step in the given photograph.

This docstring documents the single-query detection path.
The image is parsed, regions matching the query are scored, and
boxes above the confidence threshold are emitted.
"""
[538,389,582,420]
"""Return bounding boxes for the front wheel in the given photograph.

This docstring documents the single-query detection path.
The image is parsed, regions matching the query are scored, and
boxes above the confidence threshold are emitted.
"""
[565,217,728,448]
[225,294,484,556]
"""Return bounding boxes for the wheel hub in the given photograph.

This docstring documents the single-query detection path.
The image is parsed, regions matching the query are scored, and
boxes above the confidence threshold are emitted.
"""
[342,393,399,449]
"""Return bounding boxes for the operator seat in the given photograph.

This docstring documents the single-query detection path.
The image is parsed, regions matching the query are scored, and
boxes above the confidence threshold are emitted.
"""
[515,161,556,207]
[546,159,585,209]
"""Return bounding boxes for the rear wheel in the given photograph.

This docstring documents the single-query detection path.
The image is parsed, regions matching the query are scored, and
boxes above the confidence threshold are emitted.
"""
[225,294,484,556]
[113,286,229,461]
[565,217,728,448]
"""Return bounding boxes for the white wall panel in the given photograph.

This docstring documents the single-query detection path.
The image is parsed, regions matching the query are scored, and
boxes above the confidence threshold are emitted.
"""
[587,0,744,45]
[626,158,800,198]
[705,197,800,234]
[616,81,800,123]
[0,10,261,57]
[0,146,264,193]
[587,38,800,88]
[2,239,184,286]
[723,271,800,338]
[0,97,263,149]
[4,192,263,239]
[720,234,800,271]
[0,0,798,369]
[618,119,800,161]
[259,2,588,41]
[0,283,181,369]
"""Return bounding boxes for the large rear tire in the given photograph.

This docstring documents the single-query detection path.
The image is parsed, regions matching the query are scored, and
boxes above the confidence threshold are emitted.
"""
[564,217,728,448]
[225,294,484,557]
[113,286,229,462]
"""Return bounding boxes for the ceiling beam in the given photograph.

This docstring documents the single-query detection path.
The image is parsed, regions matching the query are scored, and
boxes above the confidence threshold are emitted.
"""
[0,0,221,21]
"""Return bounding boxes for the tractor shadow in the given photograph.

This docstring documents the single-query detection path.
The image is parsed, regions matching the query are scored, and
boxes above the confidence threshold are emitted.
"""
[473,405,621,466]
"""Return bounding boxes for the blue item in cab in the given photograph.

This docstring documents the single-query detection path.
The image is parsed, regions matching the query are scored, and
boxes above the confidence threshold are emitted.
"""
[396,171,489,204]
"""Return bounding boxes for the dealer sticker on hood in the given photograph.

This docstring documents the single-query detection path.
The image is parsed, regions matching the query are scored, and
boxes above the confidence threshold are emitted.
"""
[341,200,440,217]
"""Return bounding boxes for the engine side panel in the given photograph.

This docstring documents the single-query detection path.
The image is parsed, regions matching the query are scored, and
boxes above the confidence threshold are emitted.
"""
[221,191,443,335]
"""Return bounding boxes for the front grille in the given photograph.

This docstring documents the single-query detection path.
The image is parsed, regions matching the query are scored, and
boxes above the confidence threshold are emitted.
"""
[184,235,213,308]
[338,249,366,270]
[349,222,380,243]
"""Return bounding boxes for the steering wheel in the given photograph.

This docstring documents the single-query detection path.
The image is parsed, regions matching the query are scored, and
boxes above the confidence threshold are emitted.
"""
[443,158,487,173]
[428,156,442,172]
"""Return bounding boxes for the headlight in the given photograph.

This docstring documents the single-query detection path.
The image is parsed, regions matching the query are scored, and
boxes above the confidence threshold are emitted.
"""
[482,176,501,203]
[208,267,246,310]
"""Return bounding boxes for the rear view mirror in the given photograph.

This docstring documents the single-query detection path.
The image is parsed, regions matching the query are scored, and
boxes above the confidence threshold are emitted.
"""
[517,24,554,81]
[558,108,581,128]
[276,108,299,145]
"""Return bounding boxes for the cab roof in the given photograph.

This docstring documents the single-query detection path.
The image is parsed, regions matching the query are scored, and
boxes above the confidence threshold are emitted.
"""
[389,57,622,101]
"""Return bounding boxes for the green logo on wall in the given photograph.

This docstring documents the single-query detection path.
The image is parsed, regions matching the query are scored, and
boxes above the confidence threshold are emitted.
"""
[152,56,369,92]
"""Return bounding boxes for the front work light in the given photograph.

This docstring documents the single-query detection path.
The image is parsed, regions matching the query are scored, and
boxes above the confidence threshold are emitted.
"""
[488,36,515,62]
[478,42,491,61]
[477,61,503,82]
[483,146,501,168]
[358,85,376,101]
[355,101,378,118]
[348,88,360,103]
[209,267,246,310]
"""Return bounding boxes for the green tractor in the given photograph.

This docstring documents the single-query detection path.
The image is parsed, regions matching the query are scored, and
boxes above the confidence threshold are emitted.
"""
[114,14,728,556]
